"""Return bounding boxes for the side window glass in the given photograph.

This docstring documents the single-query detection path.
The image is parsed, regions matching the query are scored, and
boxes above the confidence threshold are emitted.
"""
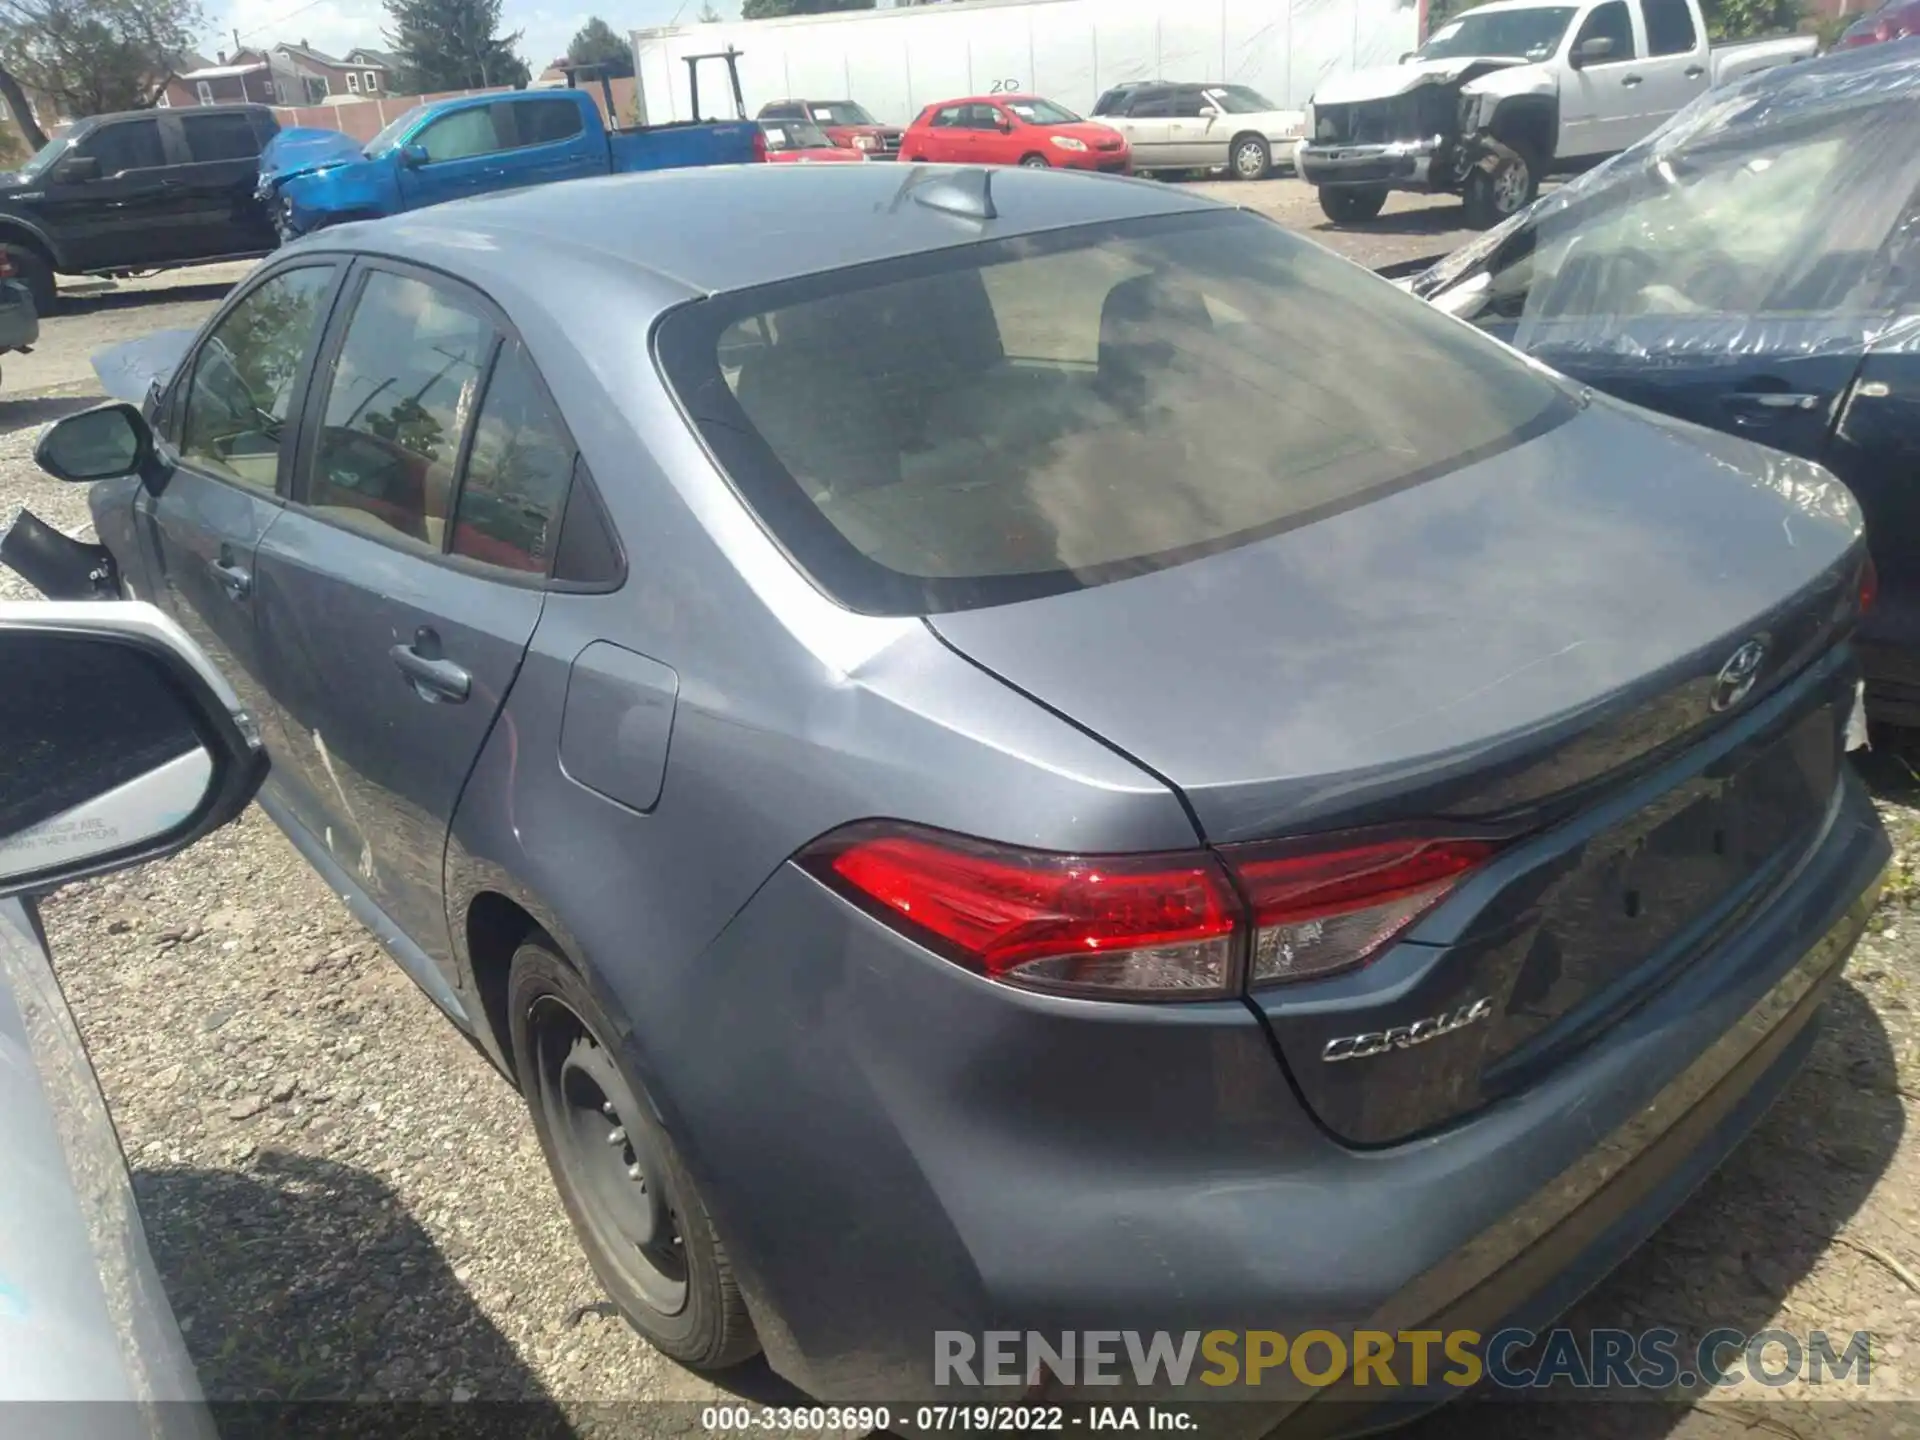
[83,121,165,175]
[179,266,334,491]
[417,107,503,163]
[181,112,260,162]
[307,271,495,552]
[516,99,585,146]
[932,106,962,128]
[1643,0,1698,54]
[1131,94,1174,118]
[451,341,575,573]
[1171,89,1209,118]
[1575,1,1637,60]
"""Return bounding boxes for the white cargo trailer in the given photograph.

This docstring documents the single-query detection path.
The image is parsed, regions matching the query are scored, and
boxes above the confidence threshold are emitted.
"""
[630,0,1422,131]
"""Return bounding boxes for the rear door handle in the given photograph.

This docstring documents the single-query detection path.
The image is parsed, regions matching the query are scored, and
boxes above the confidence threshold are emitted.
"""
[1621,74,1643,86]
[390,627,470,703]
[1684,64,1706,78]
[212,556,251,600]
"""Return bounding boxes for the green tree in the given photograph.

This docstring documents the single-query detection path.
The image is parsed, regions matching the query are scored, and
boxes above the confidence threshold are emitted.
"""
[740,0,872,20]
[0,0,203,143]
[566,14,631,77]
[384,0,529,93]
[1701,0,1802,40]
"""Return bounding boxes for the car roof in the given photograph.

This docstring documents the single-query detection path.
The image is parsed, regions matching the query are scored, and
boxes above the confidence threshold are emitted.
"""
[316,163,1219,303]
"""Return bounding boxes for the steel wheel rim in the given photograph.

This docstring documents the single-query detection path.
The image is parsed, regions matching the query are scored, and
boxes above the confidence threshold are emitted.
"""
[533,998,688,1314]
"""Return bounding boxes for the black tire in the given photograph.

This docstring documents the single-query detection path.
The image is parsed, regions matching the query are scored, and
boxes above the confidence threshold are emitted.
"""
[1019,153,1051,168]
[1462,142,1541,230]
[1230,133,1270,181]
[507,938,757,1369]
[5,245,55,316]
[1317,186,1389,225]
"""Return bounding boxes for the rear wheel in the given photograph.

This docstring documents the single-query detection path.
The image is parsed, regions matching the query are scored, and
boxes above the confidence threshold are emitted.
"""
[1231,134,1271,181]
[4,245,55,315]
[1317,186,1388,224]
[1019,153,1051,168]
[508,938,757,1368]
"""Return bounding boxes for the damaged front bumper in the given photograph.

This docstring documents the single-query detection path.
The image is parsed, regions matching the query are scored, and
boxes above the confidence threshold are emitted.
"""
[1297,136,1447,189]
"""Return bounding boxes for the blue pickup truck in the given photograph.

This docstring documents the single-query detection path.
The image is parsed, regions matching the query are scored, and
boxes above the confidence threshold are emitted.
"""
[258,82,761,240]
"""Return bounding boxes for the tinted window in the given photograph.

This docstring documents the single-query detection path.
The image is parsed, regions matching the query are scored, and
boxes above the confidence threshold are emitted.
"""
[450,341,574,573]
[82,120,165,174]
[1643,0,1698,54]
[1129,93,1175,118]
[307,271,495,551]
[180,266,334,491]
[661,211,1571,615]
[515,98,584,146]
[1170,88,1213,118]
[1575,2,1636,59]
[417,106,504,162]
[182,111,260,162]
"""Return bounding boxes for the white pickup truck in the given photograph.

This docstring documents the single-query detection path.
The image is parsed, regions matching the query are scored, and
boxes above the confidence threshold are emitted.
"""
[1296,0,1815,228]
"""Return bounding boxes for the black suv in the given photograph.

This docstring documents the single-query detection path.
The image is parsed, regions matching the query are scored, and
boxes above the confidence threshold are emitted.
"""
[0,104,280,312]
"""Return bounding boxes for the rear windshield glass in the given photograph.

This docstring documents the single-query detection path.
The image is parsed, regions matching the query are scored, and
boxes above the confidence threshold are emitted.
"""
[656,210,1573,615]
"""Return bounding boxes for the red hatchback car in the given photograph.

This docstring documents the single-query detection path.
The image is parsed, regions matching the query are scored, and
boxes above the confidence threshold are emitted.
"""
[1836,0,1920,46]
[901,95,1130,172]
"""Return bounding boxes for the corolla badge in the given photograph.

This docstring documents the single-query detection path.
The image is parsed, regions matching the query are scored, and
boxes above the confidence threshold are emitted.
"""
[1320,997,1493,1063]
[1710,639,1768,713]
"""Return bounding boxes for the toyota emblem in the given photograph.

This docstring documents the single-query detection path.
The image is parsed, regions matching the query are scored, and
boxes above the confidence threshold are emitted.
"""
[1710,639,1767,712]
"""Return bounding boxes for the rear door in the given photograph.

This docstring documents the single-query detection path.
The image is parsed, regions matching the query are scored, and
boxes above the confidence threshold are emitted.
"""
[395,102,516,210]
[136,261,344,762]
[1560,0,1645,158]
[1634,0,1710,131]
[923,104,969,161]
[250,260,575,974]
[494,96,603,188]
[170,110,276,257]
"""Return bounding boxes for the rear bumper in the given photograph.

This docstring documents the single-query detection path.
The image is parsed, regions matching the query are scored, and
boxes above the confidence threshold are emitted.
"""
[1297,139,1438,190]
[646,769,1887,1410]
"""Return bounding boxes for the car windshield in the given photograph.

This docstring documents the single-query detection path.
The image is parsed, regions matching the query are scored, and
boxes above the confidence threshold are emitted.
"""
[365,105,428,156]
[1005,98,1082,125]
[1205,85,1279,114]
[16,135,72,180]
[1418,6,1578,60]
[809,102,876,126]
[658,209,1571,615]
[763,119,833,149]
[1430,102,1916,347]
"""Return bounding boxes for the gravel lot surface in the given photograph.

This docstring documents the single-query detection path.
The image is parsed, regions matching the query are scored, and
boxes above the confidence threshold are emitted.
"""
[0,175,1914,1439]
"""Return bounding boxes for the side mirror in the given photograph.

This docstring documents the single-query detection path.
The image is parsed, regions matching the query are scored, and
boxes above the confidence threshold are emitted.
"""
[1571,36,1616,66]
[398,142,430,167]
[34,402,153,483]
[1400,51,1416,62]
[0,601,266,898]
[55,154,100,183]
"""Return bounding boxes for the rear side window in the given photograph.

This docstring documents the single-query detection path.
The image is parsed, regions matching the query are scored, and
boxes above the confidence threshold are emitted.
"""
[182,111,261,162]
[1643,0,1698,54]
[304,271,495,552]
[515,98,585,146]
[83,121,165,174]
[450,340,575,572]
[179,266,335,491]
[658,211,1571,615]
[931,106,963,128]
[1129,93,1175,118]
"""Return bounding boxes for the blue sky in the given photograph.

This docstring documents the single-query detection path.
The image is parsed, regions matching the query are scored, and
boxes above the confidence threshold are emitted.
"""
[206,0,739,80]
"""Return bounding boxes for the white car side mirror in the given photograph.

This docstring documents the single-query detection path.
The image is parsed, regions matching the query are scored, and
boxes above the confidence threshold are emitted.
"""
[0,602,267,897]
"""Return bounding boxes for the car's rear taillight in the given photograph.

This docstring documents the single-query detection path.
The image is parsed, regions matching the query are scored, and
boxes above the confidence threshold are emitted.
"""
[751,128,769,163]
[1227,835,1498,985]
[1861,553,1879,616]
[799,822,1501,1000]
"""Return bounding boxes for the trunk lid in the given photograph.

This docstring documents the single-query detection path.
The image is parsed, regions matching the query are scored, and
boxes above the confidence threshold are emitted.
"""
[931,399,1864,1142]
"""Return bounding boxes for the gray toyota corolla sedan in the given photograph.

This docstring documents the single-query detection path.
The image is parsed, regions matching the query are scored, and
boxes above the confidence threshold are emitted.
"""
[15,163,1889,1422]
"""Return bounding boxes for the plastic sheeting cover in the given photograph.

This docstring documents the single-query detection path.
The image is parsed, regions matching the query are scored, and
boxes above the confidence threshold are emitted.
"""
[1418,42,1920,364]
